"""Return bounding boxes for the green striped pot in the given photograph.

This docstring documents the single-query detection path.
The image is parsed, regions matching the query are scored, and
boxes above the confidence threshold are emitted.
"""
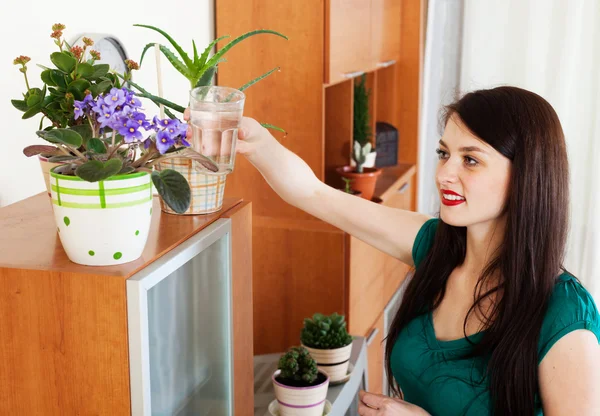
[50,169,153,266]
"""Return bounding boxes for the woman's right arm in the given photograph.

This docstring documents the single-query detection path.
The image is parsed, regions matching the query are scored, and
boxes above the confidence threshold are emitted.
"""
[234,117,431,266]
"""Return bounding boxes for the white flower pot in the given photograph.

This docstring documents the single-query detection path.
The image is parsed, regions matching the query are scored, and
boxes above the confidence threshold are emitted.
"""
[302,343,353,382]
[272,369,329,416]
[50,170,153,266]
[350,151,377,168]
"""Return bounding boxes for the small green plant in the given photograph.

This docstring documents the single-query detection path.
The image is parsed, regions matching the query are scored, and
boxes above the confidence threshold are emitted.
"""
[353,74,373,173]
[301,312,353,349]
[277,346,319,385]
[342,177,354,193]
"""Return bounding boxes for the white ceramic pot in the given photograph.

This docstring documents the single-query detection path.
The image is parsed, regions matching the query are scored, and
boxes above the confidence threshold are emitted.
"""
[50,169,153,266]
[272,369,329,416]
[350,151,377,168]
[302,343,353,382]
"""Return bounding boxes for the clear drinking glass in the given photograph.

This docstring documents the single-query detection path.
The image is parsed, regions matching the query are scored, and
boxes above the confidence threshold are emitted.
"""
[189,86,245,174]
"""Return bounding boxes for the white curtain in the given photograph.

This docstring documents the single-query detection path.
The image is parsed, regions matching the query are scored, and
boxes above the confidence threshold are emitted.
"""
[421,0,600,299]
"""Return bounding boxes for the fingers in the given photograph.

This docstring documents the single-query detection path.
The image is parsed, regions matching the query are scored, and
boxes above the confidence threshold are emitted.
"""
[183,107,190,121]
[358,401,378,416]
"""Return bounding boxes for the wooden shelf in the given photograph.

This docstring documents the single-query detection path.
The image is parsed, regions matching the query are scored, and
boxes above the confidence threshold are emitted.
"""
[375,163,417,201]
[0,193,243,277]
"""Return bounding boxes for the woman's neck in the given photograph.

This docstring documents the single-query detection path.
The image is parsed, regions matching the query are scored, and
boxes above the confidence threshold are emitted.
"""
[462,215,507,283]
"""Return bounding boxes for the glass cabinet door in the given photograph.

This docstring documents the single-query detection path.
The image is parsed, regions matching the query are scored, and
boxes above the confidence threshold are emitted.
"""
[127,219,233,416]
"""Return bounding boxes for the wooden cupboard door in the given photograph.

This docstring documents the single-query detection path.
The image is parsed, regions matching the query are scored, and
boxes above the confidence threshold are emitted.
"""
[326,0,373,84]
[384,177,413,212]
[366,313,385,394]
[371,0,403,66]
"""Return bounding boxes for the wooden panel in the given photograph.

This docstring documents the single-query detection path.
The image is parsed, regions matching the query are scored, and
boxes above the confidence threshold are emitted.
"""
[376,64,398,127]
[326,0,373,84]
[252,217,346,354]
[366,313,385,395]
[216,0,326,220]
[396,0,425,207]
[371,0,403,65]
[0,269,130,415]
[348,236,386,337]
[0,193,242,278]
[222,202,254,415]
[325,79,354,189]
[374,164,416,201]
[384,176,414,212]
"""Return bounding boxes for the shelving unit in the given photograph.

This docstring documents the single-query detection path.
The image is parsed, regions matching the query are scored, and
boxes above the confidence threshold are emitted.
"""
[216,0,424,394]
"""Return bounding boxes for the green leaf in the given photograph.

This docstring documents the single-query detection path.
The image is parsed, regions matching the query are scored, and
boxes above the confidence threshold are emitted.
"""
[70,125,93,145]
[192,39,199,64]
[195,66,216,88]
[198,35,229,67]
[87,138,107,154]
[41,69,56,86]
[68,79,91,93]
[76,159,123,182]
[11,99,28,112]
[22,145,61,157]
[158,45,192,78]
[93,80,112,96]
[89,64,109,79]
[133,24,194,68]
[27,93,43,107]
[205,30,287,69]
[44,128,83,148]
[50,70,67,88]
[260,123,286,134]
[119,165,136,175]
[151,170,191,214]
[22,104,42,119]
[51,51,77,73]
[48,155,79,163]
[76,63,94,78]
[239,66,279,92]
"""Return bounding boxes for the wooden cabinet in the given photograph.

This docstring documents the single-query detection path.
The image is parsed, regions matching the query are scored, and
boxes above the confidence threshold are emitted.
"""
[371,0,403,66]
[216,0,424,391]
[0,194,254,415]
[325,0,373,84]
[366,312,385,394]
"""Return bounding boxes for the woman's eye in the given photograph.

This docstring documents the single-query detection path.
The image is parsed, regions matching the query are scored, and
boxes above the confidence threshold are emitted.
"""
[464,156,479,166]
[436,148,448,159]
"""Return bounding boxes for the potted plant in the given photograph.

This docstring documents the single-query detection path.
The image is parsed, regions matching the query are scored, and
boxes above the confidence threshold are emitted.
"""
[351,74,377,168]
[272,346,329,416]
[337,74,381,200]
[300,313,353,383]
[119,24,288,215]
[341,177,362,197]
[11,24,120,197]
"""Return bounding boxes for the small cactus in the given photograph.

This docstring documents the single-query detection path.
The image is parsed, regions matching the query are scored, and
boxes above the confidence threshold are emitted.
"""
[353,141,372,173]
[277,346,319,385]
[301,312,353,349]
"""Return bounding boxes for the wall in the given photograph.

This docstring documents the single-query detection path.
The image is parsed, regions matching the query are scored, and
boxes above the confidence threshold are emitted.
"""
[0,0,214,207]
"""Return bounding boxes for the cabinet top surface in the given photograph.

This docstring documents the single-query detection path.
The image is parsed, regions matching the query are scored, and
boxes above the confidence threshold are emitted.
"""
[0,193,243,278]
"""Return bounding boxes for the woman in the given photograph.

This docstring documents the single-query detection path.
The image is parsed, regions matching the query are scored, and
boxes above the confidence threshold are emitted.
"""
[186,86,600,414]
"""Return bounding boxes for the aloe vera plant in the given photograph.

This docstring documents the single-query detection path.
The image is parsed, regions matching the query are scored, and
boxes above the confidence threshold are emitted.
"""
[130,24,288,133]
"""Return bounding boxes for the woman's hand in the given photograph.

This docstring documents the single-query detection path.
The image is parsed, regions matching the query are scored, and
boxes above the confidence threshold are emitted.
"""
[358,390,431,416]
[183,109,275,159]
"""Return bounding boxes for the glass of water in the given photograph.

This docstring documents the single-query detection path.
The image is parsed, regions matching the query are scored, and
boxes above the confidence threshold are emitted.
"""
[188,86,245,174]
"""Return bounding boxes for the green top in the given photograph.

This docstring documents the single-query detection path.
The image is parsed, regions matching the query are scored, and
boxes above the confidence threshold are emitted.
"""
[391,218,600,415]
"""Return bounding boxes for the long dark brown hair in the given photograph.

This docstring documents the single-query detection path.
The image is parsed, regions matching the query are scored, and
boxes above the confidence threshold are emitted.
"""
[384,86,570,415]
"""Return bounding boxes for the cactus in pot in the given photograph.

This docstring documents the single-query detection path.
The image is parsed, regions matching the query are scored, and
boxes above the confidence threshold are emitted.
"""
[272,346,329,416]
[301,313,354,383]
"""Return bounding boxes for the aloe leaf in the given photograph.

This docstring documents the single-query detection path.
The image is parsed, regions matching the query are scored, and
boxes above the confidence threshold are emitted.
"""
[192,39,199,65]
[164,107,177,119]
[114,74,186,113]
[158,45,192,78]
[239,66,279,92]
[133,24,193,67]
[205,30,287,69]
[260,123,286,134]
[194,58,227,86]
[198,35,229,67]
[195,66,216,88]
[138,42,157,67]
